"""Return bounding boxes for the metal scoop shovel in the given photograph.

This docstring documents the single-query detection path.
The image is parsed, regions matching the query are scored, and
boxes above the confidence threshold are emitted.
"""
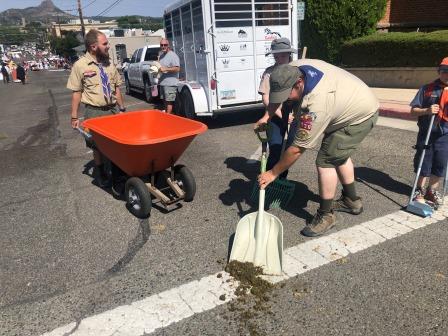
[406,115,435,217]
[230,128,283,275]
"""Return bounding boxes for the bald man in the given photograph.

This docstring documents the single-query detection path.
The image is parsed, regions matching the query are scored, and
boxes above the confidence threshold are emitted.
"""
[158,39,180,114]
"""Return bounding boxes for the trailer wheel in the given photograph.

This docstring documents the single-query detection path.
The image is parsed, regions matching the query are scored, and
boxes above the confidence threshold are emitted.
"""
[125,177,152,218]
[143,79,152,103]
[180,89,195,119]
[125,76,131,95]
[174,165,196,202]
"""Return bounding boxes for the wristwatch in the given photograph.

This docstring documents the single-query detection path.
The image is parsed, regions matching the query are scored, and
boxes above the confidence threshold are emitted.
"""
[119,107,126,112]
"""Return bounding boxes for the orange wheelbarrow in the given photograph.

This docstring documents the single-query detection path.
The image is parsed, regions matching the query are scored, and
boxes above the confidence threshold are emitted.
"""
[82,110,207,218]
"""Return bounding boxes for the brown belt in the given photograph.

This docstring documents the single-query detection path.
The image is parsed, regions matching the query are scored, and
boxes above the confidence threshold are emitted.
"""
[85,104,116,111]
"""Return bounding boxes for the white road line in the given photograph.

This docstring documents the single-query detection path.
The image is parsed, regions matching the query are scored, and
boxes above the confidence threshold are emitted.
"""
[41,202,448,336]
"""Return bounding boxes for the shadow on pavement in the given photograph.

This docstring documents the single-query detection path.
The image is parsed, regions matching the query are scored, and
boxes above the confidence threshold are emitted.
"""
[102,218,151,278]
[355,166,412,207]
[220,156,318,222]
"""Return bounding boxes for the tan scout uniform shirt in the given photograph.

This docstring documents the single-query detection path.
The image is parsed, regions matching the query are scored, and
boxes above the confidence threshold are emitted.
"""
[288,59,379,149]
[67,52,122,107]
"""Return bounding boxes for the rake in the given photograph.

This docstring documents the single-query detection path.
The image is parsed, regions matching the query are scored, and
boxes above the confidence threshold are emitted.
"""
[250,124,295,209]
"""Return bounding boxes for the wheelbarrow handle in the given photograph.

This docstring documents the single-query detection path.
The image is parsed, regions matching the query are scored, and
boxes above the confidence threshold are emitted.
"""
[76,127,92,140]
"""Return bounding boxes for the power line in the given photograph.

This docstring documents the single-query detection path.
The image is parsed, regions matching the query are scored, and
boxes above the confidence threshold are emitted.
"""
[83,0,99,10]
[93,0,124,18]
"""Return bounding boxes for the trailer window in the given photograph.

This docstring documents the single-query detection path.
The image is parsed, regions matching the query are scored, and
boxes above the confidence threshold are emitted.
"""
[181,4,192,34]
[164,14,173,40]
[255,0,289,26]
[172,9,182,42]
[192,0,203,32]
[214,1,253,28]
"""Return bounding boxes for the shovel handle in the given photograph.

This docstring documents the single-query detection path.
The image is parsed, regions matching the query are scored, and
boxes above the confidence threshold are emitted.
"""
[76,127,92,140]
[254,123,271,143]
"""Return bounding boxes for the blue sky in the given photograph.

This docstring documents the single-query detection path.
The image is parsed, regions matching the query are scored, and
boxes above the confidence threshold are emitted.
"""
[0,0,172,17]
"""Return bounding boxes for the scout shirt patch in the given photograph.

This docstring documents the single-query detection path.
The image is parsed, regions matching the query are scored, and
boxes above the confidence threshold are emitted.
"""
[297,110,316,141]
[83,70,97,78]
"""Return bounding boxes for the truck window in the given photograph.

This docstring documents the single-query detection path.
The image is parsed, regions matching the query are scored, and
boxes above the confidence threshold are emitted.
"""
[144,48,159,61]
[136,48,143,62]
[130,50,138,63]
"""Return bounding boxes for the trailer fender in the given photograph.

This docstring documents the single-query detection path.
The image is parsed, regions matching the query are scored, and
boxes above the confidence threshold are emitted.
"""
[177,83,209,114]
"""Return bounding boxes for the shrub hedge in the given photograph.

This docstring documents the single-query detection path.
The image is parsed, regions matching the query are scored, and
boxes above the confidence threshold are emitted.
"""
[340,30,448,67]
[302,0,387,63]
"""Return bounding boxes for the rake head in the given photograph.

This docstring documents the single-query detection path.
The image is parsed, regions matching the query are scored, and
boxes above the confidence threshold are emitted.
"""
[250,178,295,209]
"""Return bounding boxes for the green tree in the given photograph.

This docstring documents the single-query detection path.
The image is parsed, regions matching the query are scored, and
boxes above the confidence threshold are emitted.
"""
[116,15,163,31]
[0,27,27,45]
[302,0,387,63]
[49,31,80,58]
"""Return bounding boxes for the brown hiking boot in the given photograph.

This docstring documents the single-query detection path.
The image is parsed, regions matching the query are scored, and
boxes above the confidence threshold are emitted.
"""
[301,210,336,237]
[332,194,363,215]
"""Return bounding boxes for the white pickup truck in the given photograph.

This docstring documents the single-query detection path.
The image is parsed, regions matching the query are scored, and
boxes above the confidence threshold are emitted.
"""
[124,45,160,103]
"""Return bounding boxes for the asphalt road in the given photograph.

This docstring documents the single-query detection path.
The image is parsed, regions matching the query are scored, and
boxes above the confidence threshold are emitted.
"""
[0,70,446,336]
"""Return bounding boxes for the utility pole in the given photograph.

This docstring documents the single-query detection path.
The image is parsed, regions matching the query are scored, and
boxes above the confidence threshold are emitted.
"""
[77,0,86,38]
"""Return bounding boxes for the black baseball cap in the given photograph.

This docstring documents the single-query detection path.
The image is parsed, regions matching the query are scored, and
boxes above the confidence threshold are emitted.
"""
[269,64,301,104]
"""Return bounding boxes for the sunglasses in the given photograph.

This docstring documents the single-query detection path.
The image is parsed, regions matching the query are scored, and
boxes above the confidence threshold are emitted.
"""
[160,44,169,46]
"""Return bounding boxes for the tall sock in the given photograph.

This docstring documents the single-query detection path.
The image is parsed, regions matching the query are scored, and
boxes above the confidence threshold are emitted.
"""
[320,198,333,213]
[342,182,358,201]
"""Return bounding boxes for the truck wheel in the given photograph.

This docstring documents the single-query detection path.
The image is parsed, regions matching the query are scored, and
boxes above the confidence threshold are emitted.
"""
[125,77,131,95]
[180,89,195,119]
[125,177,152,218]
[174,165,196,202]
[143,80,152,103]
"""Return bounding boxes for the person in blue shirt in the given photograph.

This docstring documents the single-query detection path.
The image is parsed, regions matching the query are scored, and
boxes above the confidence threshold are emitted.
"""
[410,57,448,207]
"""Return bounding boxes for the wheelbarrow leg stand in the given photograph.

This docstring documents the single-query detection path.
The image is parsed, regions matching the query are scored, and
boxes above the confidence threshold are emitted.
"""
[145,160,186,209]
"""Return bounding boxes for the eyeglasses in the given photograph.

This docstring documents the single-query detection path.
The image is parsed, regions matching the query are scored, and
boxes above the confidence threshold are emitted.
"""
[160,44,168,47]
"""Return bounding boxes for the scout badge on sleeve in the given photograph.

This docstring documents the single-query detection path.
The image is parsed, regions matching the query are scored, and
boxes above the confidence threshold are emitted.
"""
[297,109,316,141]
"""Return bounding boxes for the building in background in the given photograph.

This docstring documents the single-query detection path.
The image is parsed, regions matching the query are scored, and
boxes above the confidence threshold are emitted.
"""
[50,19,119,37]
[72,28,165,66]
[378,0,448,32]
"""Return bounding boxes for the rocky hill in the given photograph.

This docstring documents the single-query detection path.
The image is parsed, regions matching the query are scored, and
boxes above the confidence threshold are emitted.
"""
[0,0,75,26]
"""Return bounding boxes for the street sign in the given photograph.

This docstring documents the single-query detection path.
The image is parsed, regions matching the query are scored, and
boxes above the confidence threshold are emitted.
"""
[297,1,305,21]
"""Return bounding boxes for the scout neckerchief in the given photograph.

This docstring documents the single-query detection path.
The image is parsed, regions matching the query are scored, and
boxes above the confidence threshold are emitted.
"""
[97,63,112,104]
[437,85,448,122]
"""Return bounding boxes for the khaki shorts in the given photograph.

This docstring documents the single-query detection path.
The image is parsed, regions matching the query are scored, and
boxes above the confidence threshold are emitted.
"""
[316,112,378,168]
[160,85,177,102]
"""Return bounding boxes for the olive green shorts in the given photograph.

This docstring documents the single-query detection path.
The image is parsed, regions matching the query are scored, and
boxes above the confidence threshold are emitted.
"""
[316,111,378,168]
[84,105,117,120]
[84,105,117,148]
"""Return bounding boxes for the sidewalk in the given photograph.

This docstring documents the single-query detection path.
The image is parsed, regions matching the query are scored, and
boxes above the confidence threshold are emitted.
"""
[371,87,418,121]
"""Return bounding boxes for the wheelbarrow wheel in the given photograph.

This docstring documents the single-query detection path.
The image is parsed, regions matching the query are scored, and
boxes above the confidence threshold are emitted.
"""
[125,177,152,218]
[174,165,196,202]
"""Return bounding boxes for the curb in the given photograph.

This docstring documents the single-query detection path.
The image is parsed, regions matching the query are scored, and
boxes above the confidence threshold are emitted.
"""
[379,106,416,121]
